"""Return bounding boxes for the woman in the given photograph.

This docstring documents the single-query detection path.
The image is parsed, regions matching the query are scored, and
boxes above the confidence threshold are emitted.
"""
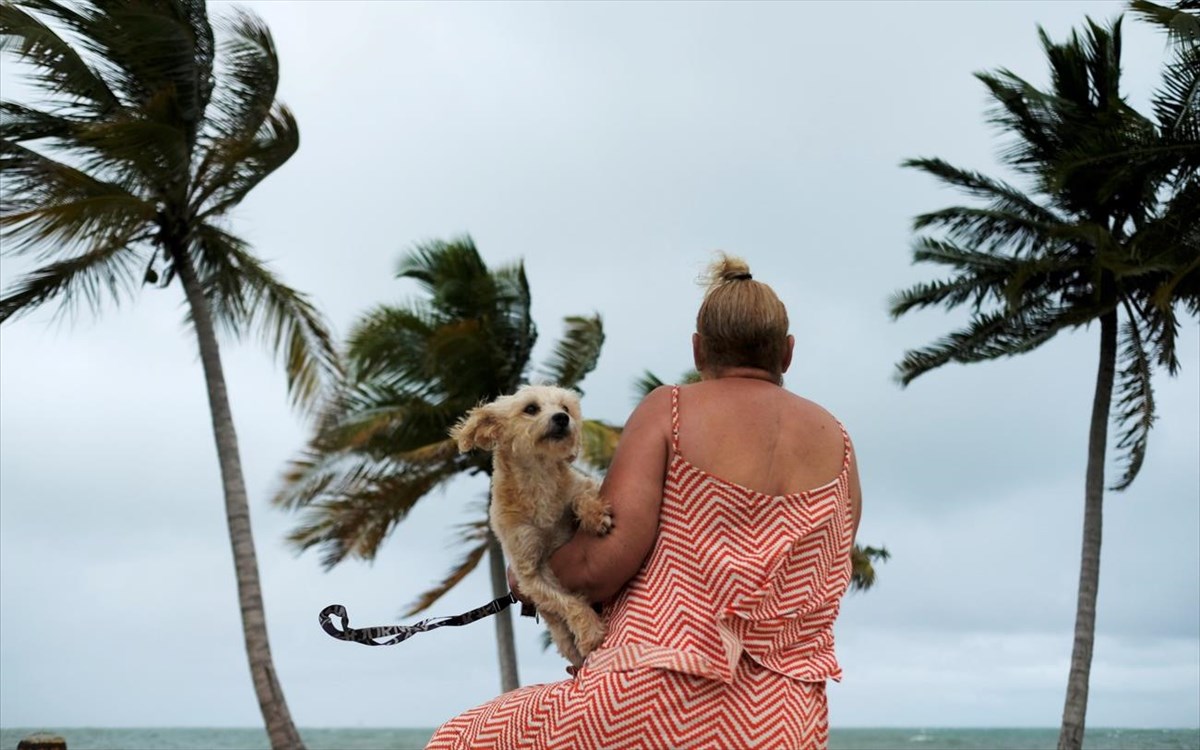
[427,255,862,749]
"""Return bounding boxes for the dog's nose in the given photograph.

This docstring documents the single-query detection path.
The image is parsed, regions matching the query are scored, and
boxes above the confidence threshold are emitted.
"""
[551,412,570,428]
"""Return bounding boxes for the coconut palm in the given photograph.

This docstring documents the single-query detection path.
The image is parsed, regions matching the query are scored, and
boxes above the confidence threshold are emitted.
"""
[890,12,1197,749]
[636,370,891,591]
[274,237,615,692]
[0,1,338,746]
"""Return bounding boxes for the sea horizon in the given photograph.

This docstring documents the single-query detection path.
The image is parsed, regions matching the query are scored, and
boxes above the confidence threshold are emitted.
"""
[4,726,1199,750]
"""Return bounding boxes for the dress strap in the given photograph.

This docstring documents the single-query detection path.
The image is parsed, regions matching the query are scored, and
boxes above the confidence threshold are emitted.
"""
[838,421,852,472]
[670,385,681,456]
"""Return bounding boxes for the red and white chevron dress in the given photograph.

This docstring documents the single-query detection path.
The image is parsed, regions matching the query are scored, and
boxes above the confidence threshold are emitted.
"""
[427,386,854,749]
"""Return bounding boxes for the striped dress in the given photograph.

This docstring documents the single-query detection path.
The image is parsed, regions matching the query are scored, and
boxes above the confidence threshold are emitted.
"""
[427,386,855,749]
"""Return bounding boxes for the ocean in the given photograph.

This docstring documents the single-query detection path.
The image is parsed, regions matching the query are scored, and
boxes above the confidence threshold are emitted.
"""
[3,727,1198,750]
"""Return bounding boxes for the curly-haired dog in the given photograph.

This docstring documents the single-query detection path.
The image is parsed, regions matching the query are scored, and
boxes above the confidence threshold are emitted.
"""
[451,384,611,667]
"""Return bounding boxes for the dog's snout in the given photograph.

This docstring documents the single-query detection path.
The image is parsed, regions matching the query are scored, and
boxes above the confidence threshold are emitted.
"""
[552,412,570,428]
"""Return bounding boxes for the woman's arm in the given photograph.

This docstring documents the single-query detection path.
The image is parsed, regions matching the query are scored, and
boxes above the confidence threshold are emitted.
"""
[548,385,673,604]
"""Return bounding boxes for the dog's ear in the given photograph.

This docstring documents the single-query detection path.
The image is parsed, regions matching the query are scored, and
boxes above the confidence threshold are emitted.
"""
[450,405,501,452]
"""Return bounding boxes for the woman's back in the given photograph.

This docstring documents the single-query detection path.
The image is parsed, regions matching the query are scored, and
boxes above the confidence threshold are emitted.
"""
[589,382,855,688]
[676,378,848,499]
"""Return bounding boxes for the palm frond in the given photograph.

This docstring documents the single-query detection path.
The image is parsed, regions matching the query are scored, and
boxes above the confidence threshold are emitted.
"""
[39,0,214,135]
[1152,35,1200,145]
[912,206,1062,256]
[273,450,384,513]
[540,314,604,391]
[273,388,459,511]
[188,7,285,215]
[975,68,1063,179]
[976,21,1142,219]
[396,438,462,465]
[329,397,461,454]
[1111,310,1158,491]
[1130,0,1200,45]
[284,461,462,569]
[579,419,621,472]
[0,102,78,142]
[633,369,700,401]
[0,226,150,322]
[208,7,277,140]
[904,158,1065,227]
[193,224,340,411]
[193,104,298,221]
[1054,137,1197,204]
[1147,296,1185,374]
[0,2,119,112]
[425,317,513,400]
[0,138,152,257]
[889,239,1018,318]
[337,403,455,456]
[895,302,1074,386]
[634,370,666,401]
[1144,256,1198,374]
[326,380,481,457]
[274,433,461,514]
[397,236,491,318]
[487,261,536,393]
[345,303,440,387]
[910,238,1027,273]
[56,89,193,188]
[1129,180,1200,372]
[395,242,537,397]
[849,545,890,592]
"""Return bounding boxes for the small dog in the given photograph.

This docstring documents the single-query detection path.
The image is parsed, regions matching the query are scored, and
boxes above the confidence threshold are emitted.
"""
[450,384,612,666]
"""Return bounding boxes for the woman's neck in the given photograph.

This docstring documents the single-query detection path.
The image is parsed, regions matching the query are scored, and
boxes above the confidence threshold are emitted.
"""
[700,366,781,385]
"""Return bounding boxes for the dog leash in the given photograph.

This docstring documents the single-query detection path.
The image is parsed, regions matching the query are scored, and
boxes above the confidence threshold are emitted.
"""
[319,594,534,646]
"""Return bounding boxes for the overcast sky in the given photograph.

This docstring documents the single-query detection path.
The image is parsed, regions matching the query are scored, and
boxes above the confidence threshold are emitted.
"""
[1,0,1197,733]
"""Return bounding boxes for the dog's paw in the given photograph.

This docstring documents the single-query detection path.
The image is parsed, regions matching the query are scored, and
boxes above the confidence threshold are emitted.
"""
[595,507,614,536]
[577,500,613,536]
[576,619,607,656]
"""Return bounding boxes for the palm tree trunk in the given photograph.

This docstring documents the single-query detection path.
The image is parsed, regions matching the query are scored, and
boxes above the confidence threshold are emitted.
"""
[488,532,521,692]
[174,249,306,750]
[1058,308,1118,750]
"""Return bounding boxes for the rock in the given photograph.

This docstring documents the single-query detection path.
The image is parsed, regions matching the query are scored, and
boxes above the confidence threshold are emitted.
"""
[17,733,66,750]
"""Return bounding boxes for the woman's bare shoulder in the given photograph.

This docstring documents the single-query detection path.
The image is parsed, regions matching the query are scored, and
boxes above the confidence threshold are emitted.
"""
[785,391,843,427]
[627,384,674,429]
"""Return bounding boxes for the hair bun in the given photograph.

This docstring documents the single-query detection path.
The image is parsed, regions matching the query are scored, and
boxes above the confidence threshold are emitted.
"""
[702,253,753,287]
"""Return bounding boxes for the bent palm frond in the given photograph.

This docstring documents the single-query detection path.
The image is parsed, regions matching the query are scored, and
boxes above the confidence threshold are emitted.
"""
[542,314,605,391]
[285,460,464,568]
[0,226,152,322]
[580,419,622,473]
[1111,311,1157,490]
[850,545,891,592]
[194,225,340,410]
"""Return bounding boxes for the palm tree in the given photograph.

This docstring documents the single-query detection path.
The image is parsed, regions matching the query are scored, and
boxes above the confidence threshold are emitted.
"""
[0,2,338,746]
[274,237,612,693]
[889,12,1197,749]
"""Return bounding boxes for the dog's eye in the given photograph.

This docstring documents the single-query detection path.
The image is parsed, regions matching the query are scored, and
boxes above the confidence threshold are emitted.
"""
[523,403,540,416]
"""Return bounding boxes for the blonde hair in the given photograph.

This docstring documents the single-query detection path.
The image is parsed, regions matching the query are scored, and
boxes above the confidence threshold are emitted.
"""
[695,254,790,379]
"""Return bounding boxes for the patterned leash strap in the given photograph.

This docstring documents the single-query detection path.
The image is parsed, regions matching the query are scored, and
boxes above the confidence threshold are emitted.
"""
[319,593,527,646]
